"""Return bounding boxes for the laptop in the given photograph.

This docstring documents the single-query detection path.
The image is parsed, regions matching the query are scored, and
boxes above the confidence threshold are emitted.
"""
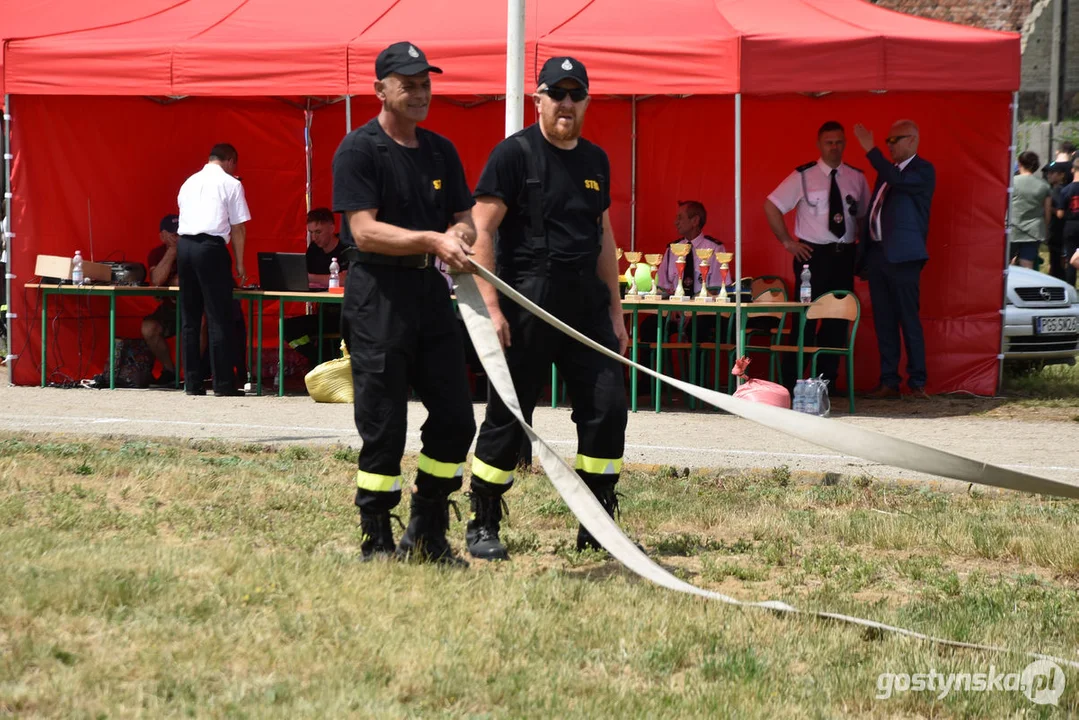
[258,252,323,292]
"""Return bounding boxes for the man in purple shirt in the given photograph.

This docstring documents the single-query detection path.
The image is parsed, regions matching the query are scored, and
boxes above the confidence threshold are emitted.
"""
[655,200,727,297]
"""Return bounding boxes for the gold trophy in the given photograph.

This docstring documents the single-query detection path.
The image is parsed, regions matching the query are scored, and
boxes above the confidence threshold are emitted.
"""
[714,252,734,303]
[644,253,663,299]
[623,251,642,296]
[695,248,715,302]
[669,243,692,300]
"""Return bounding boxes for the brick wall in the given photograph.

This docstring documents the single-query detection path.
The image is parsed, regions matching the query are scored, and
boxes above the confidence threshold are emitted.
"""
[874,0,1079,117]
[872,0,1037,32]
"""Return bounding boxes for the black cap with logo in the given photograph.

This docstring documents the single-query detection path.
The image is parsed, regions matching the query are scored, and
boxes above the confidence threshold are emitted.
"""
[537,56,589,91]
[376,42,443,80]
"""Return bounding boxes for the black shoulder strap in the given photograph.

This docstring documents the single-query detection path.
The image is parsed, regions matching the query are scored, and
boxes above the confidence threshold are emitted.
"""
[366,121,409,217]
[514,134,546,245]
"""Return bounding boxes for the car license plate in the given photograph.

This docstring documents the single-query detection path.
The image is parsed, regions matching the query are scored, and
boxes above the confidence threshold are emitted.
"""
[1035,316,1079,334]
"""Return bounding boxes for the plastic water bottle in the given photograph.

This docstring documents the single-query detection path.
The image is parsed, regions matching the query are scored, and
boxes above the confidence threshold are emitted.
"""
[799,264,812,304]
[328,258,340,289]
[72,250,84,285]
[804,378,819,415]
[793,379,807,413]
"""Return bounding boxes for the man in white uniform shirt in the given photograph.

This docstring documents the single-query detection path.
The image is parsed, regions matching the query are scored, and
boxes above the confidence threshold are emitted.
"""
[176,143,251,397]
[764,120,870,391]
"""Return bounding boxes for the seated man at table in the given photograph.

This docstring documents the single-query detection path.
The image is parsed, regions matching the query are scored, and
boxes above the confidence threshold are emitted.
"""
[304,207,350,288]
[655,200,727,299]
[142,214,183,386]
[637,202,729,374]
[284,208,351,367]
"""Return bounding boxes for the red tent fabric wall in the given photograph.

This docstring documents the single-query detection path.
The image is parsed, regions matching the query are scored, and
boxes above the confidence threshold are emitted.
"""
[632,93,1011,395]
[10,90,1009,394]
[9,96,307,386]
[308,97,634,250]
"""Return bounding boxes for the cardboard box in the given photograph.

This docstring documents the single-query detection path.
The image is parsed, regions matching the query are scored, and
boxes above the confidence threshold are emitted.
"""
[35,254,112,283]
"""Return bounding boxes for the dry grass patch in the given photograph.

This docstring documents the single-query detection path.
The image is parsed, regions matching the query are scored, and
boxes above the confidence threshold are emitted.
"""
[1,432,1077,717]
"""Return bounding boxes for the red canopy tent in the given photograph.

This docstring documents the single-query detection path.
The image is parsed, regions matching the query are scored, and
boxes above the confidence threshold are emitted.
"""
[3,0,1019,396]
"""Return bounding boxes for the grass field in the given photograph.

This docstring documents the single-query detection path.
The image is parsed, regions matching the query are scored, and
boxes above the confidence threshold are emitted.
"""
[1,432,1078,718]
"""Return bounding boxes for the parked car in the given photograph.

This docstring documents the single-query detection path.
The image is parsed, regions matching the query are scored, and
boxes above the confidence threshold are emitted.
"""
[1002,266,1079,365]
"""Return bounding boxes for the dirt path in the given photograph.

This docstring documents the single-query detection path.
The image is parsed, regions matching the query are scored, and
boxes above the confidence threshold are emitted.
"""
[2,381,1076,488]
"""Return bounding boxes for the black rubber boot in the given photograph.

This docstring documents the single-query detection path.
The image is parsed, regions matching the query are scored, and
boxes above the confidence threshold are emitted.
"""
[576,477,619,552]
[396,489,469,567]
[358,509,398,562]
[466,481,510,561]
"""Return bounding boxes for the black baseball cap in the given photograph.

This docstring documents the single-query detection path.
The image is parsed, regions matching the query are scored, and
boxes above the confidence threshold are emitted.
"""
[1047,161,1073,174]
[159,214,179,233]
[537,56,589,91]
[375,42,442,80]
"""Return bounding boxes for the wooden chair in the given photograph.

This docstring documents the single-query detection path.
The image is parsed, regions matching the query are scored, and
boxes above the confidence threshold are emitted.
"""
[750,275,787,298]
[770,290,861,414]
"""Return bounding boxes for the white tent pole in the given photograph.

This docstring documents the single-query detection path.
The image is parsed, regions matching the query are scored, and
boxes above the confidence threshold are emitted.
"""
[345,94,352,133]
[304,100,313,212]
[505,0,526,136]
[734,93,743,358]
[3,94,13,374]
[631,95,637,251]
[997,90,1020,394]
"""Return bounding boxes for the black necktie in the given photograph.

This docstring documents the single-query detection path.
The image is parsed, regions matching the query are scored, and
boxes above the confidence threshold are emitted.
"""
[681,250,695,293]
[829,168,845,239]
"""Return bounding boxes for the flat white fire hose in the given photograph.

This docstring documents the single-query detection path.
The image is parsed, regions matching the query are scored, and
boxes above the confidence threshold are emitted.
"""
[455,264,1079,669]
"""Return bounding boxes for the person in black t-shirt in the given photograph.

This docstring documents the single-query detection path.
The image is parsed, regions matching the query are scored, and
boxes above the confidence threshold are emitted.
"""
[1055,161,1079,286]
[1046,162,1071,281]
[465,56,629,561]
[304,207,350,286]
[143,214,182,386]
[331,41,477,566]
[283,208,351,366]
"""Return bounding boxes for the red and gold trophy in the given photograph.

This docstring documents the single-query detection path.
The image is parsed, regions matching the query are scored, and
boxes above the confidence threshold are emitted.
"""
[623,251,642,296]
[669,243,691,300]
[695,248,715,302]
[644,253,663,299]
[714,251,734,302]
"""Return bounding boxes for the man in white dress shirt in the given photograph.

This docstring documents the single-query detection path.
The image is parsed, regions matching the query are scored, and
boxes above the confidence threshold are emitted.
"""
[176,143,251,397]
[764,120,870,391]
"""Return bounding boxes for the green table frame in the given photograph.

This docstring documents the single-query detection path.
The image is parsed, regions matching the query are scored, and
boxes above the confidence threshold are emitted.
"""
[233,289,344,396]
[622,297,811,413]
[27,283,181,390]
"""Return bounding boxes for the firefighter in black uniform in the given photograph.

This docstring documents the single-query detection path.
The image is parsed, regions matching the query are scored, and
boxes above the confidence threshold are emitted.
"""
[332,42,477,565]
[465,57,629,560]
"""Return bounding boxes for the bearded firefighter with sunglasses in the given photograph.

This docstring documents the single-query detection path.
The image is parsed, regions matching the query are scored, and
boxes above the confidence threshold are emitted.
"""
[466,57,629,560]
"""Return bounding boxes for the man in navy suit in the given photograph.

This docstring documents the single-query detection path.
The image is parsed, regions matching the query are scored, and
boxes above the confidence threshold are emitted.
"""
[853,120,935,399]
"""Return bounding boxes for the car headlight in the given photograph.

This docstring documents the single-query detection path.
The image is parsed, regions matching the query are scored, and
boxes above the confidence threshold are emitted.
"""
[1069,285,1079,304]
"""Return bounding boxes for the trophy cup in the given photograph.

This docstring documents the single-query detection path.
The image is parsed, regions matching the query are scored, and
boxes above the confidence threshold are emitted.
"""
[714,252,734,303]
[695,248,715,302]
[623,251,642,296]
[669,243,691,300]
[644,254,663,299]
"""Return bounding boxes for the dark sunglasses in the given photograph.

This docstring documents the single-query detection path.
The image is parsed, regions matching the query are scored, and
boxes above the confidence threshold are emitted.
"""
[542,86,588,103]
[885,134,912,145]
